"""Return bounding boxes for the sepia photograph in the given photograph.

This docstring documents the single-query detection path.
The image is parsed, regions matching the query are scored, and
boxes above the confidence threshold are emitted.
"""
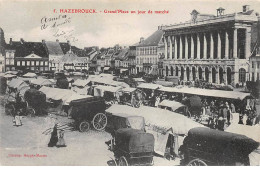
[0,0,260,166]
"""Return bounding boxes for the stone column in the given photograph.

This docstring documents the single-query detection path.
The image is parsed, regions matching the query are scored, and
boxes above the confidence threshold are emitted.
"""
[174,36,177,59]
[189,69,193,81]
[184,67,187,81]
[202,67,205,81]
[216,69,219,84]
[179,35,183,59]
[217,31,221,59]
[233,28,237,59]
[169,36,173,59]
[197,34,200,59]
[245,27,251,59]
[209,68,212,83]
[191,35,194,59]
[225,31,229,59]
[164,36,168,59]
[203,33,207,59]
[224,67,228,85]
[196,67,199,80]
[210,33,214,59]
[185,34,189,59]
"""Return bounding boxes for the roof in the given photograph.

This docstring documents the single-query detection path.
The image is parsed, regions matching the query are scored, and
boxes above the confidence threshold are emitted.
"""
[30,78,55,86]
[59,42,89,57]
[136,29,163,47]
[59,52,88,63]
[45,41,64,55]
[23,72,37,78]
[113,48,129,60]
[6,41,48,58]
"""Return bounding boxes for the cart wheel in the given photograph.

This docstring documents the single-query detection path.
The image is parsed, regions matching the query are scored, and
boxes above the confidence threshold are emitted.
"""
[26,107,36,117]
[79,121,90,132]
[5,103,15,116]
[187,158,207,166]
[118,156,128,166]
[92,113,107,131]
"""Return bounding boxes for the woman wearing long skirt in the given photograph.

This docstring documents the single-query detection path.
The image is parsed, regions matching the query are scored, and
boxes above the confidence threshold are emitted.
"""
[48,124,58,147]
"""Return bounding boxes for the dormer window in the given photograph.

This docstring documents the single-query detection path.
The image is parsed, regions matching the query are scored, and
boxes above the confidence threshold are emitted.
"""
[217,7,225,16]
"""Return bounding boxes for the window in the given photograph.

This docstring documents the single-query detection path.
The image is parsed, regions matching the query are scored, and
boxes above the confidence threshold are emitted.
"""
[17,61,20,66]
[258,62,260,69]
[252,63,254,68]
[31,61,35,66]
[45,61,48,66]
[10,59,14,65]
[27,61,30,66]
[30,67,34,71]
[22,61,25,66]
[257,73,260,81]
[45,67,49,71]
[36,61,39,66]
[40,61,44,66]
[239,68,246,83]
[252,73,255,81]
[5,59,9,65]
[6,67,10,71]
[40,67,44,71]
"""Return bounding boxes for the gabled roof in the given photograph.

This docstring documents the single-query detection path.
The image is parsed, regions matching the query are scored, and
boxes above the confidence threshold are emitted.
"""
[6,41,48,58]
[136,29,164,47]
[113,48,129,61]
[59,51,88,63]
[59,42,89,57]
[45,41,64,55]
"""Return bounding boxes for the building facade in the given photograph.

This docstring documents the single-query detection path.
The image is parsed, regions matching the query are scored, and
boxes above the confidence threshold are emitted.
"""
[162,6,258,86]
[136,28,164,75]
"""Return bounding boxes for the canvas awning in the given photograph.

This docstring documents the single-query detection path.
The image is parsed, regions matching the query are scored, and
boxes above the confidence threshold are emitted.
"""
[137,83,162,90]
[4,74,17,78]
[159,100,185,111]
[159,86,250,100]
[72,79,91,87]
[8,78,28,91]
[23,72,37,78]
[106,104,205,135]
[122,87,136,93]
[31,78,55,86]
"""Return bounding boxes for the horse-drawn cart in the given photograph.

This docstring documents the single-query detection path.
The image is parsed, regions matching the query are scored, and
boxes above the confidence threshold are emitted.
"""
[69,97,107,132]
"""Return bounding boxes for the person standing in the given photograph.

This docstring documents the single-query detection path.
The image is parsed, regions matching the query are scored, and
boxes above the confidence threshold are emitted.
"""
[56,130,66,147]
[48,124,58,147]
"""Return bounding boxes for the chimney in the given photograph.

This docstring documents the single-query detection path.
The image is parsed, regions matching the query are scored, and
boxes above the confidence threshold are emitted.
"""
[67,40,70,45]
[140,37,144,44]
[243,5,250,12]
[42,39,45,43]
[56,39,59,42]
[9,38,12,45]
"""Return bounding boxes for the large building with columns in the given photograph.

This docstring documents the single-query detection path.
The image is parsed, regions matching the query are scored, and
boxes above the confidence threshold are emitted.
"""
[162,5,259,86]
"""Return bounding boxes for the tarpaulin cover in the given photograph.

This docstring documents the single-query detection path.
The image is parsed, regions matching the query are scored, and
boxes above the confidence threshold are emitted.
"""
[226,123,260,143]
[94,85,121,97]
[106,104,205,135]
[137,83,162,90]
[159,86,250,100]
[8,78,28,91]
[73,79,90,87]
[71,86,90,95]
[115,128,154,153]
[122,87,136,93]
[39,86,91,105]
[23,72,37,78]
[31,78,55,86]
[4,74,17,78]
[186,127,259,157]
[159,100,185,111]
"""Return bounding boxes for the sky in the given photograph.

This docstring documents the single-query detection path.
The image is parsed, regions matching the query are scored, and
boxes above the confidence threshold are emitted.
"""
[0,0,260,48]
